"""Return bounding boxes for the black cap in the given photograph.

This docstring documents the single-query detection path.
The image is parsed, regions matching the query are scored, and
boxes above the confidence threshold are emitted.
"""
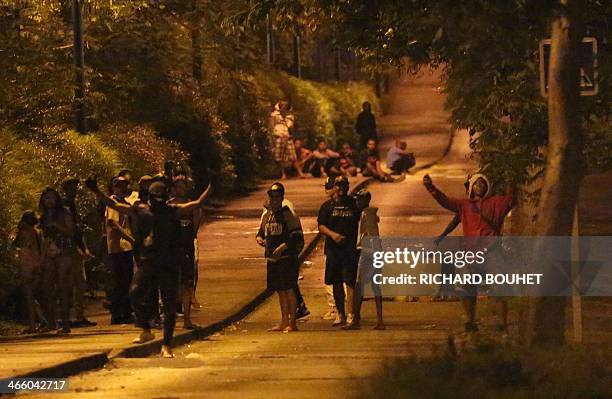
[267,182,285,196]
[355,188,372,202]
[111,176,129,186]
[333,175,349,190]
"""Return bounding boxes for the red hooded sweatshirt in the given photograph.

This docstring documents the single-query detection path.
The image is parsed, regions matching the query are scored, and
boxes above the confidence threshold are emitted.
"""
[427,174,514,241]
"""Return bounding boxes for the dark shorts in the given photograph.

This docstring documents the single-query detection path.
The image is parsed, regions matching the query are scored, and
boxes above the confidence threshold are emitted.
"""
[325,250,358,286]
[267,256,299,292]
[178,248,196,286]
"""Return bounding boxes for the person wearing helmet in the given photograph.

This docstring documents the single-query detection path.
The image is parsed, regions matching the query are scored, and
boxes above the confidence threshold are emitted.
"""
[317,176,361,327]
[85,176,212,358]
[423,173,514,333]
[345,189,385,330]
[257,182,304,332]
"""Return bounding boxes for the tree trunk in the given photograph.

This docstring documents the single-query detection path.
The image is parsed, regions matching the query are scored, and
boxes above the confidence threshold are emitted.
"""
[266,12,273,64]
[191,0,203,82]
[293,32,302,79]
[528,0,584,347]
[72,0,87,134]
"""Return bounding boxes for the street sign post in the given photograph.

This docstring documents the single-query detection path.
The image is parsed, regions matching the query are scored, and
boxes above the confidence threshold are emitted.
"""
[539,37,598,97]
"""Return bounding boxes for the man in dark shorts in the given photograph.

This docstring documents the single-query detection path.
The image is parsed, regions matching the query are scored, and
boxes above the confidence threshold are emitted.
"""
[257,182,304,332]
[86,177,211,358]
[317,176,361,326]
[168,175,201,329]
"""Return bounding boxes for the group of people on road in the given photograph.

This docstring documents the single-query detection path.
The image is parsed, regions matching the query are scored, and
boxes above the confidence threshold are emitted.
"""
[258,170,514,335]
[270,101,415,182]
[13,161,211,358]
[257,176,385,332]
[11,97,511,363]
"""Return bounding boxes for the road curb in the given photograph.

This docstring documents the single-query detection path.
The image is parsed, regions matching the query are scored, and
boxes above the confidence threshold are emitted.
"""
[9,177,374,380]
[411,127,456,172]
[112,176,373,359]
[8,352,109,380]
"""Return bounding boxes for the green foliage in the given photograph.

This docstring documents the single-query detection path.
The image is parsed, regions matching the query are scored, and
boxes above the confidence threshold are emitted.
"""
[330,0,612,197]
[253,70,379,148]
[0,127,186,312]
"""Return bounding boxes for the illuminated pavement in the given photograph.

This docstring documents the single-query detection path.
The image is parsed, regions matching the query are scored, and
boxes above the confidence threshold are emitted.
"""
[20,70,487,398]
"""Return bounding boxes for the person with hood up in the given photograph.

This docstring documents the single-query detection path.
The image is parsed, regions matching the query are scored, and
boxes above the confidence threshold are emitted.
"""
[423,173,514,333]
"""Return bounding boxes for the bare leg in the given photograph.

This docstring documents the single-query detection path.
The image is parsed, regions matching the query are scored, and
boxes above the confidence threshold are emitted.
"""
[286,289,298,331]
[346,285,355,319]
[269,292,286,331]
[373,283,385,329]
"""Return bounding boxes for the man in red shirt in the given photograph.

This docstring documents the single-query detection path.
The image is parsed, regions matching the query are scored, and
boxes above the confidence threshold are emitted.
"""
[423,173,515,332]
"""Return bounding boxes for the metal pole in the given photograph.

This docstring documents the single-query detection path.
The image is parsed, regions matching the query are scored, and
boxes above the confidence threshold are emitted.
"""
[72,0,87,134]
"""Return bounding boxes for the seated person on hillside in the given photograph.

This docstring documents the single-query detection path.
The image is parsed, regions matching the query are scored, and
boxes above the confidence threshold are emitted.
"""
[359,139,393,182]
[387,140,415,175]
[293,138,313,178]
[339,143,358,177]
[309,139,341,178]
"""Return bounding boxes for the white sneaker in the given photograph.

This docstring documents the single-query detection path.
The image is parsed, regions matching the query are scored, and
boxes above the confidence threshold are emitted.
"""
[160,345,174,358]
[322,310,336,320]
[332,314,346,326]
[132,331,155,344]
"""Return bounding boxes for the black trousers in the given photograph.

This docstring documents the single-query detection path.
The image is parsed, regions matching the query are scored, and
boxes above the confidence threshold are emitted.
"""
[110,251,134,319]
[130,258,179,346]
[390,155,416,174]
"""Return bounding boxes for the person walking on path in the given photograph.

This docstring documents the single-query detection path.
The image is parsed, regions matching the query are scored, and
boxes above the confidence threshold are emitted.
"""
[168,175,202,329]
[85,177,212,358]
[13,211,48,333]
[105,176,136,325]
[423,173,514,332]
[318,176,361,327]
[355,101,378,150]
[344,189,385,330]
[62,178,97,328]
[269,101,296,180]
[39,188,77,334]
[257,182,305,332]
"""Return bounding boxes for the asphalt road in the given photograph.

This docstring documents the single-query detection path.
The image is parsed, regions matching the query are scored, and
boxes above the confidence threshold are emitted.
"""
[21,69,487,399]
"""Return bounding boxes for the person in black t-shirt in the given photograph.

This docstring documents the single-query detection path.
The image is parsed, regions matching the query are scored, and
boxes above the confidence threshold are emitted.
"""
[86,177,211,358]
[257,182,304,332]
[317,176,361,326]
[168,175,202,329]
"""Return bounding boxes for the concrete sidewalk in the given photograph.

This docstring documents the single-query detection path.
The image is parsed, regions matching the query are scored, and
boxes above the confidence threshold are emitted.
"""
[0,176,369,380]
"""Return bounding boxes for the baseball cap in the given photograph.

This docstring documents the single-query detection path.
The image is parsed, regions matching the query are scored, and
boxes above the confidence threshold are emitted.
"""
[267,182,285,196]
[111,176,129,186]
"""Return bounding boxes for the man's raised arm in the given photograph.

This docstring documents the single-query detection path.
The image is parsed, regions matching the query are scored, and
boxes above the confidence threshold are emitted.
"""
[175,183,212,216]
[423,174,461,213]
[85,177,131,214]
